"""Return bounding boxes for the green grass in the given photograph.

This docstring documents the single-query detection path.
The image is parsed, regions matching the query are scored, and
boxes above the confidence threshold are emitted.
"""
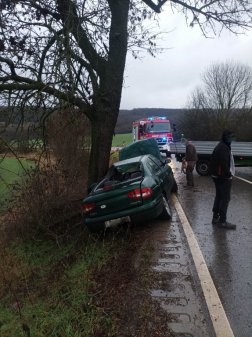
[0,157,35,208]
[234,159,252,166]
[0,234,124,336]
[112,133,132,147]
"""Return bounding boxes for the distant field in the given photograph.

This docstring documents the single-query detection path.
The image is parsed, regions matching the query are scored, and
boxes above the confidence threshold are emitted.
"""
[112,133,132,147]
[0,157,35,209]
[9,139,44,147]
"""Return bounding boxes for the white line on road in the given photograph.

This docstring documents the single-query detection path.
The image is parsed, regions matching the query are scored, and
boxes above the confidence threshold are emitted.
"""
[235,176,252,185]
[172,194,235,337]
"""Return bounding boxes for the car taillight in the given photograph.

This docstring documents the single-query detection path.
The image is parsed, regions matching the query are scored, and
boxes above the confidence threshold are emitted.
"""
[103,185,112,190]
[126,188,152,199]
[141,187,152,199]
[82,203,95,214]
[126,188,141,199]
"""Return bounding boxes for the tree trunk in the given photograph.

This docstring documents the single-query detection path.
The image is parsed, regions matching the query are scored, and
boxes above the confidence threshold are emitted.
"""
[87,0,130,187]
[87,104,118,187]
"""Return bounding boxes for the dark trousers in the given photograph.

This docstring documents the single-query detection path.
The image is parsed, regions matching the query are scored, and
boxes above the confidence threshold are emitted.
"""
[212,178,232,223]
[186,161,196,186]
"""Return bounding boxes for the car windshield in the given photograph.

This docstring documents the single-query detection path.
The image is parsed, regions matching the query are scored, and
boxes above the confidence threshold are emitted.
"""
[94,162,143,191]
[108,163,142,177]
[147,122,171,133]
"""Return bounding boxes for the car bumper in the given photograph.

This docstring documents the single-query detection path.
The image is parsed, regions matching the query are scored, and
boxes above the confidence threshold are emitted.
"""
[85,196,163,225]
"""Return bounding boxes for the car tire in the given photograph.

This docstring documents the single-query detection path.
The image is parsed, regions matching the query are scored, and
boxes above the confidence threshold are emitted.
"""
[196,160,210,176]
[86,222,105,233]
[171,178,178,193]
[159,194,172,220]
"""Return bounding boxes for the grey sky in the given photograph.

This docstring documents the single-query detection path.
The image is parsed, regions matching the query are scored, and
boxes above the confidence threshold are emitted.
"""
[120,8,252,110]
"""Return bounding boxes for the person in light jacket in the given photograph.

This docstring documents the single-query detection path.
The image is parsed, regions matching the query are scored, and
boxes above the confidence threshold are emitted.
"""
[210,130,236,229]
[181,138,198,188]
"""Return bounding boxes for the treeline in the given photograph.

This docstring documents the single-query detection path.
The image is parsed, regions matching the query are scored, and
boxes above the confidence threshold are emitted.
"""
[115,108,184,136]
[2,106,251,142]
[178,62,252,142]
[177,108,252,142]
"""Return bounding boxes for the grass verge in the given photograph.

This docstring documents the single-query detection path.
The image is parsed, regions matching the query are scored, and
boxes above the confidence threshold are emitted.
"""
[0,157,35,210]
[0,229,130,336]
[112,134,132,147]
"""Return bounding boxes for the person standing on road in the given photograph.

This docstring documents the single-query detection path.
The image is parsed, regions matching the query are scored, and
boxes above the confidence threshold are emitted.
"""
[181,138,198,188]
[210,130,236,229]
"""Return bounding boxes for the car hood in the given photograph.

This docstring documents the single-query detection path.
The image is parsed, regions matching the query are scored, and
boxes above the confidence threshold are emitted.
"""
[119,139,162,162]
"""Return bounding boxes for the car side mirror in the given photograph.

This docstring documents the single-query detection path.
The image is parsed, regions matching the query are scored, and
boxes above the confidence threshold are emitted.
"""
[88,182,97,194]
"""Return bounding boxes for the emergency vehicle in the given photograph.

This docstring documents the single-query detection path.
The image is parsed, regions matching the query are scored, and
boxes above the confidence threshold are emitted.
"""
[132,117,175,156]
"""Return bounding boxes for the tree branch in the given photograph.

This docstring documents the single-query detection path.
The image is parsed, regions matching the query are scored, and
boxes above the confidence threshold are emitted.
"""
[39,29,64,80]
[0,57,17,77]
[142,0,168,13]
[0,79,92,118]
[69,51,98,98]
[57,0,106,75]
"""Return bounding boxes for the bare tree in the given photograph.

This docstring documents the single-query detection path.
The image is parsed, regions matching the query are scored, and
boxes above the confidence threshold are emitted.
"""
[179,61,252,140]
[1,1,252,184]
[203,61,252,109]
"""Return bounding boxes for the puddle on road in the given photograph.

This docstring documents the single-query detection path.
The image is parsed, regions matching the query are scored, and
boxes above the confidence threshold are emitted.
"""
[150,204,209,337]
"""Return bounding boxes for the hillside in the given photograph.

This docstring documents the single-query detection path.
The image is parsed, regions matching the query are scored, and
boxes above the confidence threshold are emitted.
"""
[1,107,184,140]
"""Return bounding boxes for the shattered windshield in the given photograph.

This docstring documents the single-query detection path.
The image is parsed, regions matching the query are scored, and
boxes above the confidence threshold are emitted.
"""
[107,163,142,178]
[147,122,171,133]
[95,162,143,190]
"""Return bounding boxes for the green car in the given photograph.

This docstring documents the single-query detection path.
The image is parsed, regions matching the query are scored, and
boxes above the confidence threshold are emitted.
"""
[82,139,178,232]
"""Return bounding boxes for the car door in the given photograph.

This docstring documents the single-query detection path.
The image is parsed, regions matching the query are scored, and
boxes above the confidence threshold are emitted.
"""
[147,157,166,195]
[150,156,173,194]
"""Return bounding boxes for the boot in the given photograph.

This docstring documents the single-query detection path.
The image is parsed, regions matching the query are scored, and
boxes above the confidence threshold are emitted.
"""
[218,221,236,229]
[212,217,219,225]
[183,183,193,188]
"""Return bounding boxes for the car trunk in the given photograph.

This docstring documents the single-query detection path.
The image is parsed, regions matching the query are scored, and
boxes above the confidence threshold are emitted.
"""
[90,178,143,217]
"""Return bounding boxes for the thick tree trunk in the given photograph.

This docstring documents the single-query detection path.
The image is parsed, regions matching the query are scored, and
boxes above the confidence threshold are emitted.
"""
[87,104,118,187]
[87,0,130,187]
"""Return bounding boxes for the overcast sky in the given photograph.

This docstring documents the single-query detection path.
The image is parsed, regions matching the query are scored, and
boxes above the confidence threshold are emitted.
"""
[120,6,252,110]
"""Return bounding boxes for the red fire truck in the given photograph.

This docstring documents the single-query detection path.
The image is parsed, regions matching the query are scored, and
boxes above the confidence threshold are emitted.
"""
[132,117,175,156]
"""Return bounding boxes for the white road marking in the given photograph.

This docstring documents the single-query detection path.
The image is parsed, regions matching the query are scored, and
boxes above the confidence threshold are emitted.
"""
[171,194,235,337]
[235,176,252,185]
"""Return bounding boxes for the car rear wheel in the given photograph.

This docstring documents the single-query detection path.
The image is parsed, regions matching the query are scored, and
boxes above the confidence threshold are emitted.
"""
[159,194,172,220]
[86,222,105,233]
[171,178,178,193]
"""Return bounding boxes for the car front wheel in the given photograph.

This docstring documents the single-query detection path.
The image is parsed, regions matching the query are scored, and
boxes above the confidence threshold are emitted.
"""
[159,194,172,220]
[171,178,178,193]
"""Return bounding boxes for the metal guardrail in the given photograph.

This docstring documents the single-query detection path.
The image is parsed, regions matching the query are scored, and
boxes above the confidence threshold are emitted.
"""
[170,141,252,157]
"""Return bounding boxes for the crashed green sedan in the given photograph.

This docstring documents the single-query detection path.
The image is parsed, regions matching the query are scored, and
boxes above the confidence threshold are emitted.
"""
[82,139,178,232]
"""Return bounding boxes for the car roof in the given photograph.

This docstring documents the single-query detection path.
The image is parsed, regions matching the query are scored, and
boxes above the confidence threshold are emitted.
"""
[113,154,160,167]
[113,156,144,167]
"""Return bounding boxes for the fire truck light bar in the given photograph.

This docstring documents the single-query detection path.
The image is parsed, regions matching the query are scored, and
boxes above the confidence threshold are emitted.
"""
[147,117,167,120]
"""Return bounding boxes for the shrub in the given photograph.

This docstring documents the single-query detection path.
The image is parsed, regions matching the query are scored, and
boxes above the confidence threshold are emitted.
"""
[3,109,92,241]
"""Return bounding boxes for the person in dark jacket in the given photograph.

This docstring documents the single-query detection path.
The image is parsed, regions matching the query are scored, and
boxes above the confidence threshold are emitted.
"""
[181,138,198,188]
[210,130,236,229]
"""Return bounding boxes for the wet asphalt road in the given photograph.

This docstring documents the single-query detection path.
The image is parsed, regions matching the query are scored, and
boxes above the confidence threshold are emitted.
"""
[170,156,252,337]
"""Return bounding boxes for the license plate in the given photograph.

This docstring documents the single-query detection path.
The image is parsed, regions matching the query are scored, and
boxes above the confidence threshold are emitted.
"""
[105,216,131,228]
